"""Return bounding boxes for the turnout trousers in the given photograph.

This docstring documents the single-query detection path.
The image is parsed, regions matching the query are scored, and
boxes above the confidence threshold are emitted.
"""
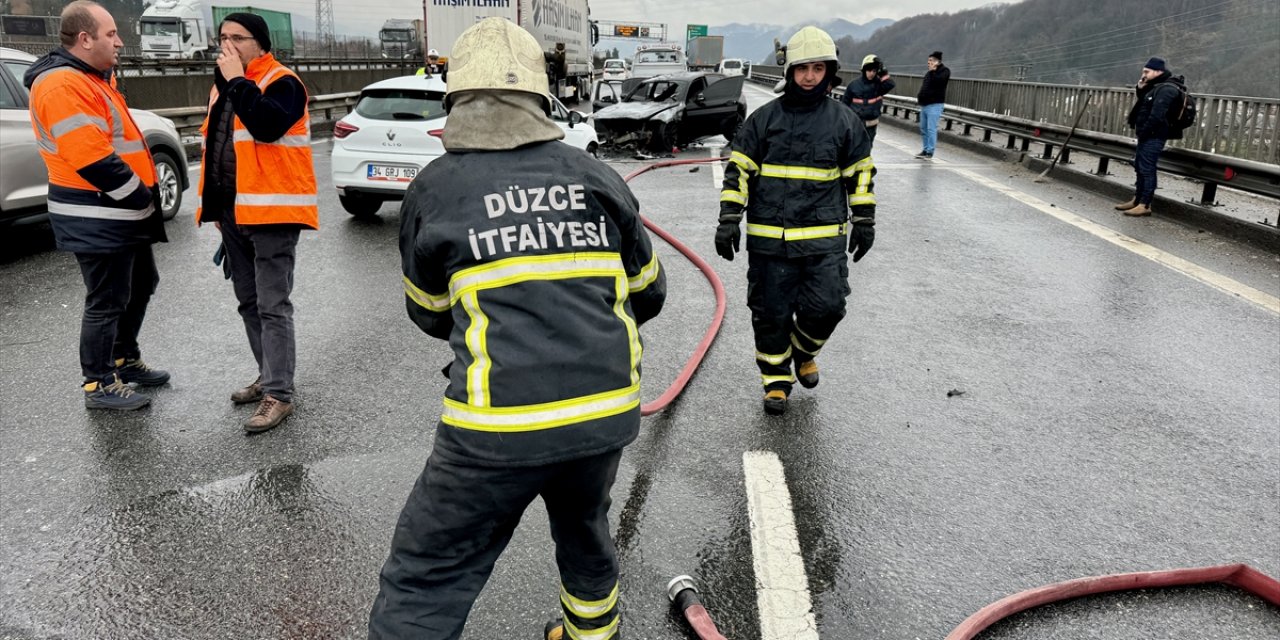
[368,447,624,640]
[747,252,851,392]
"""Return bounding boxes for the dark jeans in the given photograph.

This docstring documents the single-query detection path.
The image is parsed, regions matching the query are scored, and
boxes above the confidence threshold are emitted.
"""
[219,223,300,403]
[865,123,878,146]
[746,251,851,391]
[1134,137,1166,205]
[74,246,159,381]
[369,448,623,640]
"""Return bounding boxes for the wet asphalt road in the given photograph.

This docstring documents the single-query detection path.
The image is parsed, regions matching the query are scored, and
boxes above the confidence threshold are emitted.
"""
[2,83,1278,639]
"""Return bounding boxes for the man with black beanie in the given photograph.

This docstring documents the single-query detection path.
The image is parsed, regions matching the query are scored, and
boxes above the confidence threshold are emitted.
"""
[1117,56,1183,216]
[195,12,319,434]
[715,26,877,416]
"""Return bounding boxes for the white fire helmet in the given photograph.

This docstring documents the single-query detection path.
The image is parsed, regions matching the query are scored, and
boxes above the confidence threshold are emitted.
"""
[443,17,552,113]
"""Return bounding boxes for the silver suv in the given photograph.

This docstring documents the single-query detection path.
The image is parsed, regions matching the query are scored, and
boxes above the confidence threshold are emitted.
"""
[0,47,187,227]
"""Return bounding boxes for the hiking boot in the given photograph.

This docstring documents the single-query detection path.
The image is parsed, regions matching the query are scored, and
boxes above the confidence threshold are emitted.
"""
[763,388,789,415]
[1113,197,1137,211]
[796,359,820,389]
[244,396,293,433]
[1122,204,1152,217]
[543,619,564,640]
[84,374,151,410]
[115,358,170,386]
[231,376,264,405]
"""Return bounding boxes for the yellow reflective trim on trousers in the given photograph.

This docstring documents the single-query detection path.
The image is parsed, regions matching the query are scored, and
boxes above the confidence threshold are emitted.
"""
[449,253,625,303]
[460,292,492,407]
[841,156,875,178]
[441,383,641,432]
[760,163,839,181]
[729,150,759,174]
[561,583,619,620]
[762,374,796,386]
[720,190,747,205]
[746,223,844,241]
[404,276,450,313]
[628,254,661,293]
[755,348,792,365]
[613,269,642,385]
[793,325,826,347]
[565,615,620,640]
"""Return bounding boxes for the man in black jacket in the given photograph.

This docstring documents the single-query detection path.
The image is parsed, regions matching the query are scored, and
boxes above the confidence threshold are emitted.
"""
[368,17,665,640]
[915,50,949,159]
[716,26,876,416]
[840,54,895,147]
[1116,57,1181,216]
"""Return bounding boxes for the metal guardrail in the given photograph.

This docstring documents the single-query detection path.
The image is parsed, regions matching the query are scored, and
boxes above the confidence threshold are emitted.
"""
[115,56,413,77]
[751,65,1280,165]
[748,71,1280,205]
[153,92,359,146]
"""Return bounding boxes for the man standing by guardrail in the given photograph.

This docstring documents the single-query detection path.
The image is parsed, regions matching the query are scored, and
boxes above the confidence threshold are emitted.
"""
[25,0,170,411]
[916,50,949,160]
[195,12,318,434]
[1116,57,1181,217]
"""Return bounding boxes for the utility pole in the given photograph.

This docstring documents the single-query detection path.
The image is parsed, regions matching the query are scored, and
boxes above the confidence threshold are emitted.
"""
[316,0,335,55]
[1014,63,1032,82]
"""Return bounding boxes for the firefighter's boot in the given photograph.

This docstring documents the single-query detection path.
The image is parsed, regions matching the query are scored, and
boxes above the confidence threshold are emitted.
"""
[763,388,789,415]
[543,619,564,640]
[796,358,820,388]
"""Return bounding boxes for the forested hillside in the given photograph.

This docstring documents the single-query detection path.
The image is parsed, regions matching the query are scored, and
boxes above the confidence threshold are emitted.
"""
[836,0,1278,98]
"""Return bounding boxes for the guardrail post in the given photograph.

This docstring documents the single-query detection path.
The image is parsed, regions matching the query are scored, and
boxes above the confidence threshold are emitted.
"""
[1060,148,1071,165]
[963,123,973,137]
[1199,182,1218,206]
[1095,157,1110,175]
[1042,143,1054,159]
[945,118,954,131]
[1006,134,1016,149]
[1020,137,1031,152]
[983,128,992,143]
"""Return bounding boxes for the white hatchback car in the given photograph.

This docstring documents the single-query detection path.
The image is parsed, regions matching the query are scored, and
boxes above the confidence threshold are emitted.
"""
[330,75,600,217]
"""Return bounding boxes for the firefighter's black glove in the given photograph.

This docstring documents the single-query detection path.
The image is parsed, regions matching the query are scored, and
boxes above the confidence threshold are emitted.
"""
[715,221,740,261]
[848,223,875,262]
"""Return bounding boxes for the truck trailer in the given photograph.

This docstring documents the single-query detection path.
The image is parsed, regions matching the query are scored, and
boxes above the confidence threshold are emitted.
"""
[685,35,723,72]
[422,0,597,102]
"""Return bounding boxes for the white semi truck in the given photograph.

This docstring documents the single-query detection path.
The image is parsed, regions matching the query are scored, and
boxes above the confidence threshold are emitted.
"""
[139,0,215,60]
[423,0,598,102]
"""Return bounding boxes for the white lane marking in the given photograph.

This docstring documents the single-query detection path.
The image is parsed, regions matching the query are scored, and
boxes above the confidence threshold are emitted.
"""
[949,166,1280,315]
[743,451,820,640]
[709,144,724,186]
[876,135,1279,314]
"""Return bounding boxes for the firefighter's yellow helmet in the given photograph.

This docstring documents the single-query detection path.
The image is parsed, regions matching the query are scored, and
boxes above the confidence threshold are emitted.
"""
[783,26,838,71]
[444,17,551,113]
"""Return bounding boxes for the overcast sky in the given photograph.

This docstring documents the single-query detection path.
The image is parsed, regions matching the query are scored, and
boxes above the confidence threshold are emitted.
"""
[237,0,1016,39]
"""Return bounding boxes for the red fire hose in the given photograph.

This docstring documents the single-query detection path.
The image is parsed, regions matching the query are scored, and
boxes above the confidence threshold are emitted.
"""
[668,575,729,640]
[946,563,1280,639]
[624,157,729,416]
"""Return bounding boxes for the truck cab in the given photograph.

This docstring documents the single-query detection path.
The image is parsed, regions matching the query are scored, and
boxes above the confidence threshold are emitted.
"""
[380,18,424,60]
[139,0,212,60]
[631,43,686,79]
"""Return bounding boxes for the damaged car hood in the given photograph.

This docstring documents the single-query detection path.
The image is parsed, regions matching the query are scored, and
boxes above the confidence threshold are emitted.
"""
[593,101,682,124]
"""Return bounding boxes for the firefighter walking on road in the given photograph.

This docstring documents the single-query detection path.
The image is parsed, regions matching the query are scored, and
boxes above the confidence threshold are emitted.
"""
[716,26,876,416]
[840,54,895,147]
[24,0,170,411]
[368,17,666,640]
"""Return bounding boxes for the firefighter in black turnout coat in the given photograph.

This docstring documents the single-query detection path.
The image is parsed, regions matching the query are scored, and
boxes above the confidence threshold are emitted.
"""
[368,17,666,640]
[716,26,876,416]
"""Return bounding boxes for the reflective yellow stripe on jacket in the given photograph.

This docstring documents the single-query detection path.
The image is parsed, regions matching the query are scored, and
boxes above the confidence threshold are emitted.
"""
[440,252,643,431]
[745,222,846,241]
[844,157,876,207]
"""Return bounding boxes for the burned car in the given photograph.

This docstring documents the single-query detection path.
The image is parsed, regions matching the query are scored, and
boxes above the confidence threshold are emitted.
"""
[591,72,746,152]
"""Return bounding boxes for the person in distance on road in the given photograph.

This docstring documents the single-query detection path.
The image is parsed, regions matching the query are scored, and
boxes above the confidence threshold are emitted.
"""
[716,26,876,416]
[367,17,665,640]
[840,53,896,148]
[195,12,318,434]
[24,0,169,411]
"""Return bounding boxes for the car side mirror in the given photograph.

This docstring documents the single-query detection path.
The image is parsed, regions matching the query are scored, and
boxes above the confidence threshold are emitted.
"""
[694,94,706,105]
[568,110,583,127]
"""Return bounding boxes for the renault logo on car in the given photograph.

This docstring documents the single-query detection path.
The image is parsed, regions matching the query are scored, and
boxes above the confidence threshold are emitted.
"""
[386,131,397,141]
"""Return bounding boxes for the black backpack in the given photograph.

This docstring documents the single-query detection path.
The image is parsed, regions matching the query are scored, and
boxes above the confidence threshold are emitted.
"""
[1164,76,1197,134]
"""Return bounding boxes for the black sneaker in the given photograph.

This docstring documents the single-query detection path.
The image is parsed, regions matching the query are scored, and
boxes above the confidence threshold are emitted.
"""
[116,358,170,386]
[915,151,934,160]
[85,374,151,410]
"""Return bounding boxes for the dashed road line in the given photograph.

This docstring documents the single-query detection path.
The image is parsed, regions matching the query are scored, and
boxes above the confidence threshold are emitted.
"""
[743,450,820,640]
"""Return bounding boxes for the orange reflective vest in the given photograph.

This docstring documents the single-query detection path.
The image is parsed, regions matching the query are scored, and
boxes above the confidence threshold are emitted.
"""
[28,58,158,244]
[196,54,318,229]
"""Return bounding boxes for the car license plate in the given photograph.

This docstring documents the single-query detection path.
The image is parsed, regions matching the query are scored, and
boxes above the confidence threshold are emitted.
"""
[367,164,418,182]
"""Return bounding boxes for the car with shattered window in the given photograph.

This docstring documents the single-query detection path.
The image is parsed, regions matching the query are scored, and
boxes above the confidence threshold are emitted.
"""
[590,72,746,152]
